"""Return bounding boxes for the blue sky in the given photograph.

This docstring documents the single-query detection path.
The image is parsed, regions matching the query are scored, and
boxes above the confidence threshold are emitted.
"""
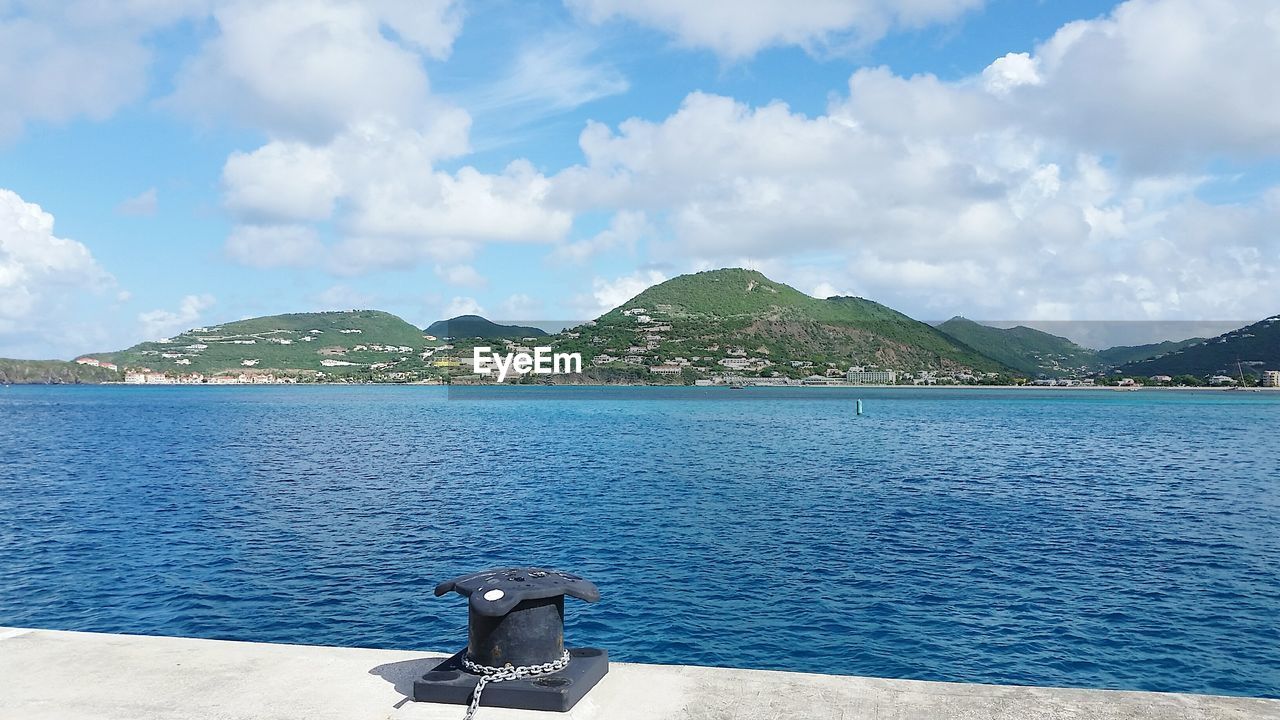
[1,0,1278,358]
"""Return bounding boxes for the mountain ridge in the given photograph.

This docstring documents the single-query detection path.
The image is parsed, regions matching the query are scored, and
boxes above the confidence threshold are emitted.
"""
[10,269,1277,383]
[552,268,1009,377]
[936,317,1213,378]
[936,317,1101,377]
[425,315,547,340]
[1119,315,1280,378]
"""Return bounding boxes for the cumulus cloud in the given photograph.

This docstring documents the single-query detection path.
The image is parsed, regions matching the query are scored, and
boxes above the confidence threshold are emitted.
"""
[443,296,485,317]
[137,294,215,341]
[0,188,114,355]
[552,210,648,264]
[572,269,667,317]
[0,1,205,139]
[223,142,343,221]
[310,283,374,310]
[1003,0,1280,166]
[223,147,571,273]
[810,282,858,300]
[224,224,324,269]
[981,52,1041,96]
[345,159,571,246]
[435,264,487,288]
[167,0,461,141]
[221,114,569,273]
[7,0,1279,330]
[1,0,462,143]
[550,0,1280,321]
[184,0,575,276]
[565,0,984,59]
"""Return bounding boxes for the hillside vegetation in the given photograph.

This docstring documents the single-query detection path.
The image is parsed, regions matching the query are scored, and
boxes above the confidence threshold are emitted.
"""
[550,268,1008,378]
[1120,315,1280,377]
[99,310,437,381]
[0,359,120,384]
[937,317,1102,377]
[1096,338,1206,367]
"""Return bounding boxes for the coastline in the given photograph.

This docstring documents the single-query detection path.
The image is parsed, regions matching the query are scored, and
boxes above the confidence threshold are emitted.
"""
[13,381,1279,391]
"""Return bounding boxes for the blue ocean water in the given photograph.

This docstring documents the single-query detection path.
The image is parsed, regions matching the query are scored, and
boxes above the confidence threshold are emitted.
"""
[1,385,1277,698]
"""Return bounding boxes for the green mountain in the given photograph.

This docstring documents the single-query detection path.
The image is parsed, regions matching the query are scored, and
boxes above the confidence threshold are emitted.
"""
[936,317,1102,377]
[1096,338,1206,367]
[551,268,1009,378]
[0,358,120,384]
[101,310,437,381]
[425,315,547,340]
[1120,315,1280,378]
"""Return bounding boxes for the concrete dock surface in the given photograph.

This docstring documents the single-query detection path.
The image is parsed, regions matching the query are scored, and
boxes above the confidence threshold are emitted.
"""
[1,627,1276,719]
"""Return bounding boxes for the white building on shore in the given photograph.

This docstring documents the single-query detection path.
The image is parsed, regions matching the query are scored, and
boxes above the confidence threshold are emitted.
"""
[846,368,897,385]
[1263,370,1280,387]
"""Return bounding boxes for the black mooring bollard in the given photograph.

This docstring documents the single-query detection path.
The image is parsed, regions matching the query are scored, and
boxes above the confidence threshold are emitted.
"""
[412,567,609,713]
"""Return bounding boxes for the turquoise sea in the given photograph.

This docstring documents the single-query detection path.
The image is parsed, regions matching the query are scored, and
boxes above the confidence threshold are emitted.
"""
[0,385,1277,697]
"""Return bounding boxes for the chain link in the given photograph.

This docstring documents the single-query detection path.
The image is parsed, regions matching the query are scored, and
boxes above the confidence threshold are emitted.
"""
[460,650,571,720]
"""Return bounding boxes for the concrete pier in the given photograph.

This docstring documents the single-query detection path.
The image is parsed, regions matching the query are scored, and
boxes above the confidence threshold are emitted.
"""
[1,627,1276,719]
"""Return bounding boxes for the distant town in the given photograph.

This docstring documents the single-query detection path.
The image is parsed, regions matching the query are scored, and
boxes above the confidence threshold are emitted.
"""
[67,301,1280,389]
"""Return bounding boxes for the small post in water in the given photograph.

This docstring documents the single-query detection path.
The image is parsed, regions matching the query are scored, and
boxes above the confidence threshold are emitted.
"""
[856,399,864,415]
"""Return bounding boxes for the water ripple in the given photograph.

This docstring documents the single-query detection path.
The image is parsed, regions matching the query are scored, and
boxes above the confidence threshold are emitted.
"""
[0,385,1277,698]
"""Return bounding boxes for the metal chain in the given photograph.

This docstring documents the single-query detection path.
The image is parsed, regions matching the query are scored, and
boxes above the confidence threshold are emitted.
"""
[460,650,571,720]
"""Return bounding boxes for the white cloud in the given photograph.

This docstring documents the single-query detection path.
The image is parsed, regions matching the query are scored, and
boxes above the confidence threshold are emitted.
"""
[6,0,1279,331]
[0,2,199,140]
[116,188,158,217]
[810,282,857,299]
[346,159,571,246]
[1003,0,1280,165]
[0,188,113,356]
[328,234,476,276]
[1,0,462,143]
[981,52,1041,96]
[435,264,487,288]
[138,293,215,341]
[222,118,571,273]
[172,0,572,276]
[551,1,1280,323]
[310,284,373,309]
[3,0,575,280]
[167,0,462,141]
[552,210,648,264]
[497,293,544,319]
[223,142,342,221]
[463,34,628,123]
[443,296,484,317]
[573,269,667,317]
[224,224,323,269]
[565,0,984,59]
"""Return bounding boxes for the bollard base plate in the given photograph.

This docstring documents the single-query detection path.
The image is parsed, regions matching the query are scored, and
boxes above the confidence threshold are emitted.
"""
[412,647,609,712]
